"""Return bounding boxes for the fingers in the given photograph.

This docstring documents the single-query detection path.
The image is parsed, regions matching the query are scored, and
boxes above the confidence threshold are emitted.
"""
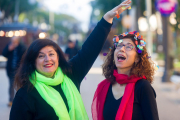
[103,0,131,23]
[113,3,130,12]
[119,4,131,8]
[121,0,131,5]
[112,0,131,12]
[123,6,131,11]
[120,1,131,7]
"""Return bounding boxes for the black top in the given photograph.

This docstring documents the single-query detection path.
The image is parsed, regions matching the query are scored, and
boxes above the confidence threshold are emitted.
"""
[9,18,112,120]
[103,79,159,120]
[2,43,26,78]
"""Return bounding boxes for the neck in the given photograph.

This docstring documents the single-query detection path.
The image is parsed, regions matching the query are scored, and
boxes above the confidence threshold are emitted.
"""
[117,68,131,76]
[45,74,54,78]
[37,71,55,78]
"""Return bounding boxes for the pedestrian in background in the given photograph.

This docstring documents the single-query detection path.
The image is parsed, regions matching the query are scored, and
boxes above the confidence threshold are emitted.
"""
[2,36,26,107]
[65,39,79,60]
[92,31,159,120]
[9,0,131,119]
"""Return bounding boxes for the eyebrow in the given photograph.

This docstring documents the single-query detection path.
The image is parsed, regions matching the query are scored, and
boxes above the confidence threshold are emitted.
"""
[39,50,54,54]
[119,42,133,45]
[126,42,133,44]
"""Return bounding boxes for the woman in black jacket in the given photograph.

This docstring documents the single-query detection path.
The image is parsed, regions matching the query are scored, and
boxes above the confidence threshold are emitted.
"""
[9,0,132,120]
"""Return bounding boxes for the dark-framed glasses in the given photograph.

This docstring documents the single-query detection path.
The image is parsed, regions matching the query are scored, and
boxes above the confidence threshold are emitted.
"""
[116,43,135,51]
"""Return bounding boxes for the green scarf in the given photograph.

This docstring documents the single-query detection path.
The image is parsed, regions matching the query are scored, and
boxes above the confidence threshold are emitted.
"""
[30,67,89,120]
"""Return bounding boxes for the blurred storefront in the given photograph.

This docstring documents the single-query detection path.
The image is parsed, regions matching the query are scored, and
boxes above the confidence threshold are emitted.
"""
[0,23,47,67]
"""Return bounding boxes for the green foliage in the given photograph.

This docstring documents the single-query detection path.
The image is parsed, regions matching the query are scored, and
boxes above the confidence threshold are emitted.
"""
[174,62,180,68]
[94,0,157,16]
[157,53,165,60]
[0,0,38,18]
[24,9,78,41]
[174,0,180,31]
[176,37,180,60]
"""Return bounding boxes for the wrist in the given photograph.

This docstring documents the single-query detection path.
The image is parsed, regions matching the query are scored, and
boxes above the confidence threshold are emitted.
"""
[103,14,113,24]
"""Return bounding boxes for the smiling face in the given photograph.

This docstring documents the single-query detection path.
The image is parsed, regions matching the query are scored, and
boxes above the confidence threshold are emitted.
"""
[35,46,59,78]
[114,38,139,75]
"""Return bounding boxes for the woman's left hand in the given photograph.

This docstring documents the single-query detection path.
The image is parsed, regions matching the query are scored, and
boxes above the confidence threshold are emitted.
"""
[103,0,131,24]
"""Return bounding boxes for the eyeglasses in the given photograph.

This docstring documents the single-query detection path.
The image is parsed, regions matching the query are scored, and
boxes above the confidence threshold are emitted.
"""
[116,43,135,51]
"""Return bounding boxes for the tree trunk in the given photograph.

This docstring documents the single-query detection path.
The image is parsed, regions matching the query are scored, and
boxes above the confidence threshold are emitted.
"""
[162,16,171,82]
[135,0,141,31]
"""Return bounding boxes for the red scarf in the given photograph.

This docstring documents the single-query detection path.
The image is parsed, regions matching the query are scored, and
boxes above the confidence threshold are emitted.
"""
[91,70,146,120]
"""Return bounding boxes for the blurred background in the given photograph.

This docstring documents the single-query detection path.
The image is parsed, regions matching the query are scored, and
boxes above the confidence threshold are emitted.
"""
[0,0,180,120]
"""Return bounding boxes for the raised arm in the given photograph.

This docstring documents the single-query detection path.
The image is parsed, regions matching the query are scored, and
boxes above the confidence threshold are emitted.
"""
[69,0,132,87]
[2,44,11,58]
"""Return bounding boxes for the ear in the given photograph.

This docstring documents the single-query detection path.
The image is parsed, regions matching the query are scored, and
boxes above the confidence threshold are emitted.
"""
[135,56,140,63]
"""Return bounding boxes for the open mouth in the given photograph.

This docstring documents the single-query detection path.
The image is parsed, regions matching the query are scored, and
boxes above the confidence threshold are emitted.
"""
[117,54,126,62]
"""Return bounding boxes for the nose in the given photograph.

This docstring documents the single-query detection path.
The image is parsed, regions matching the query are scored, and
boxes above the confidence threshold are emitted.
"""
[44,55,51,61]
[119,45,125,52]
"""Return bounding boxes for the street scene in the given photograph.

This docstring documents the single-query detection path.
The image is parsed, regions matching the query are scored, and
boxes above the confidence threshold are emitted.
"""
[0,57,180,120]
[0,0,180,120]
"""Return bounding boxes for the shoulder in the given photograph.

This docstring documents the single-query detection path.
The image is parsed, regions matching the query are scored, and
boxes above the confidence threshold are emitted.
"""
[135,79,151,87]
[16,85,37,102]
[98,79,110,85]
[16,85,31,99]
[15,85,37,110]
[97,79,110,89]
[135,79,156,97]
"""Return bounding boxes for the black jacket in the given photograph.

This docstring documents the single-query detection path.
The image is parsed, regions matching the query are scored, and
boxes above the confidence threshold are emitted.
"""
[2,42,26,78]
[9,18,112,120]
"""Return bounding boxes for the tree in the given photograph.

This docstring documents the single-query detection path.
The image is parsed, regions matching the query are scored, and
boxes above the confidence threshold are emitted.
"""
[22,8,79,41]
[0,0,38,19]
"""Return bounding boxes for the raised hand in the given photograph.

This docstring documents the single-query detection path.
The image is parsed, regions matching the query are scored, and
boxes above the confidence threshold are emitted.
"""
[103,0,131,23]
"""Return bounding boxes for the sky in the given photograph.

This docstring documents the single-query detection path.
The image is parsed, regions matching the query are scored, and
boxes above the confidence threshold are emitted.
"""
[40,0,94,32]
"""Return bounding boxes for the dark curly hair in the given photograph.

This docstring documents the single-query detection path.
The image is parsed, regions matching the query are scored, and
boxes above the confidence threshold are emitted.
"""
[102,34,155,84]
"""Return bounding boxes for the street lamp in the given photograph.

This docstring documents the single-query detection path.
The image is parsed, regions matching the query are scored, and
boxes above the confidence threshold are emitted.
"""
[149,15,157,31]
[138,17,148,32]
[169,13,177,25]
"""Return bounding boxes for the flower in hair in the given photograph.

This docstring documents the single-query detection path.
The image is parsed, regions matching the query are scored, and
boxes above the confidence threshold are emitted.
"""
[116,36,119,42]
[113,31,146,54]
[118,39,123,44]
[135,41,138,45]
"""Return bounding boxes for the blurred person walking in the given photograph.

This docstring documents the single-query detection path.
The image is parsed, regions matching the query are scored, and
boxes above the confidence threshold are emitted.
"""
[65,40,79,60]
[9,0,131,120]
[2,36,26,107]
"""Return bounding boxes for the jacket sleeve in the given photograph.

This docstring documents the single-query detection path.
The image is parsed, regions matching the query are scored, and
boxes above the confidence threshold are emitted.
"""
[2,44,10,58]
[9,96,33,120]
[69,17,112,85]
[140,81,159,120]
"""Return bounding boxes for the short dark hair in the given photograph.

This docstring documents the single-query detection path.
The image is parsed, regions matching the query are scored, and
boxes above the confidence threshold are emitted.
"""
[14,39,71,90]
[68,39,73,43]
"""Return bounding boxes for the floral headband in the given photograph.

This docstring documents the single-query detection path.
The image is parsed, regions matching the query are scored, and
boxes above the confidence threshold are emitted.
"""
[103,31,159,70]
[113,31,146,54]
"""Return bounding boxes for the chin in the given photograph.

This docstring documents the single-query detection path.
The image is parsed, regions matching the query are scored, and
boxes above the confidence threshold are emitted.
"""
[115,64,125,68]
[116,64,131,69]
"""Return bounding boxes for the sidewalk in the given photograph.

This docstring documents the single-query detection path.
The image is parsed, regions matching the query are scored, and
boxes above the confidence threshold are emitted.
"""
[0,68,11,120]
[153,76,180,120]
